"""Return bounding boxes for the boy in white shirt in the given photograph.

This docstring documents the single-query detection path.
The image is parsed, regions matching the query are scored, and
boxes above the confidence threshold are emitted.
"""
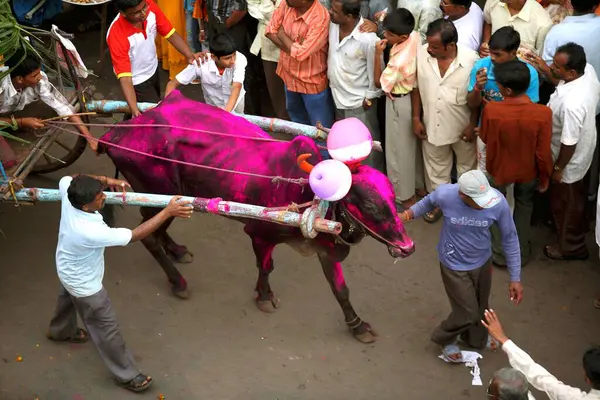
[165,32,247,113]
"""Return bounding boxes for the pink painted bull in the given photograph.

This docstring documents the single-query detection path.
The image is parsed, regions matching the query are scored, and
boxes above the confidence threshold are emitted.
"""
[99,91,415,343]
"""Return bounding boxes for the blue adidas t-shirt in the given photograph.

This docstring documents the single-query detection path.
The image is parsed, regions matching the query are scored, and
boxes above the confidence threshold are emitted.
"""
[468,56,540,103]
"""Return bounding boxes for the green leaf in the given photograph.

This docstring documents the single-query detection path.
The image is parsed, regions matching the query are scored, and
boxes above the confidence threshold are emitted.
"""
[0,130,30,144]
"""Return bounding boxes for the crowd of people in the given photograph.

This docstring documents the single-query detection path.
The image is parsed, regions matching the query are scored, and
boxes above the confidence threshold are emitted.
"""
[101,0,600,396]
[105,0,600,264]
[2,0,600,396]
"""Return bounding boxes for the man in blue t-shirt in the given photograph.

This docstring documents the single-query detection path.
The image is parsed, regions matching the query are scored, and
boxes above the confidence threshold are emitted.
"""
[467,26,539,106]
[402,169,523,362]
[401,170,523,362]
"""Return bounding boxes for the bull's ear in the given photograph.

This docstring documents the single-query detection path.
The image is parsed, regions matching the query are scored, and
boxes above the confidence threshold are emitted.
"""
[297,153,315,173]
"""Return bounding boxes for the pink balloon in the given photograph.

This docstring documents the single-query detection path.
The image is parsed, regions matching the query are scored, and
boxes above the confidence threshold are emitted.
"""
[326,118,373,164]
[309,160,352,201]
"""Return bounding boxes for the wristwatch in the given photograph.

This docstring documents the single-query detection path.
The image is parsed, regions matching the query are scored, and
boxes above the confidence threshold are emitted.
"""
[553,164,562,171]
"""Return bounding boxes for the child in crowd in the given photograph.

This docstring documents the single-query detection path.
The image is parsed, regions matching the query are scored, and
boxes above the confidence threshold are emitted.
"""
[479,60,552,268]
[165,33,247,113]
[374,8,425,209]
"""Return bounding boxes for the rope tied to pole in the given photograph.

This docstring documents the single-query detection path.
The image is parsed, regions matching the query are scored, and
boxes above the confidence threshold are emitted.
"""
[45,121,310,187]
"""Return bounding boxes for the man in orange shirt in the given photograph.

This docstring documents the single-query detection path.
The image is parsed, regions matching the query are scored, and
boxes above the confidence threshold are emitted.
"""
[265,0,334,129]
[479,59,553,267]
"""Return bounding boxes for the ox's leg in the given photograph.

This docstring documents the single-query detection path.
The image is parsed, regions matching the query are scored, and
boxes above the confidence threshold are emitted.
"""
[318,255,377,344]
[157,217,194,264]
[140,207,189,299]
[250,235,281,313]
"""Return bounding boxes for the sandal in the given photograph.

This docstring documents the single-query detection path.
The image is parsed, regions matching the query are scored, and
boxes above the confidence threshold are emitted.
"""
[118,374,153,392]
[543,245,589,261]
[424,208,442,223]
[441,344,463,363]
[47,328,88,344]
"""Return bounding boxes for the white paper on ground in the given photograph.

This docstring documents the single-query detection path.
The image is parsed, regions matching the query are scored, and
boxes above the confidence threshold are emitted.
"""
[438,350,483,386]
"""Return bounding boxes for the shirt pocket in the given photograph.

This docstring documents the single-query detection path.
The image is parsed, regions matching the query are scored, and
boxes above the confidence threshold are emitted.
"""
[440,86,468,106]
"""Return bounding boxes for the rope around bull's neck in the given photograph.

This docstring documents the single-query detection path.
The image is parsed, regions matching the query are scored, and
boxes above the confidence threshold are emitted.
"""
[45,121,309,187]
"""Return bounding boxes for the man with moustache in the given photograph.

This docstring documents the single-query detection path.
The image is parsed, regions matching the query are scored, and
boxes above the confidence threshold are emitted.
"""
[47,174,193,392]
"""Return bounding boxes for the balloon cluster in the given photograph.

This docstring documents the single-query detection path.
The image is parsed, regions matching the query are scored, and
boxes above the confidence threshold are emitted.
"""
[306,118,372,201]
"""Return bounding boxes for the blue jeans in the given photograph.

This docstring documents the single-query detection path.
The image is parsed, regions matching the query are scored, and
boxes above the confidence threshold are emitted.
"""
[185,10,201,53]
[285,87,334,159]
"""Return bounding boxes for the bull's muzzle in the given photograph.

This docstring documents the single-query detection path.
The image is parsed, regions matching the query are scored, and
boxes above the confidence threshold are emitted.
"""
[388,241,415,258]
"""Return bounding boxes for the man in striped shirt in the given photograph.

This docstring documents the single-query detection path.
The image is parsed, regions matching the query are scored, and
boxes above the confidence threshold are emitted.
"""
[107,0,199,118]
[266,0,335,129]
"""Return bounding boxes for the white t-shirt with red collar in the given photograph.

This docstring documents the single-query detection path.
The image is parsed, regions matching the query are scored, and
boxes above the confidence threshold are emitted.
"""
[106,0,175,85]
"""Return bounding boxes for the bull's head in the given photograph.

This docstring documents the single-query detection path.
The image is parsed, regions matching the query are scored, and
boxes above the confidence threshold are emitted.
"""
[298,155,415,258]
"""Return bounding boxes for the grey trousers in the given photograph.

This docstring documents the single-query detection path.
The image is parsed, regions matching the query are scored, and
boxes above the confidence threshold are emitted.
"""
[489,176,536,267]
[335,102,384,172]
[385,95,425,202]
[431,260,492,349]
[48,285,139,383]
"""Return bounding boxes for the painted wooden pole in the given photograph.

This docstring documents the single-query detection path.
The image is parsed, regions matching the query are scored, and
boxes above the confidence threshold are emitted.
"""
[13,188,342,236]
[83,100,383,152]
[85,100,328,141]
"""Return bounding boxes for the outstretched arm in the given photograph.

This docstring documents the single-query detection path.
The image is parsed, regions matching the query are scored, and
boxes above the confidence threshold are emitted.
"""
[131,197,193,242]
[483,310,589,400]
[167,32,198,65]
[165,79,182,97]
[68,115,98,153]
[224,83,243,112]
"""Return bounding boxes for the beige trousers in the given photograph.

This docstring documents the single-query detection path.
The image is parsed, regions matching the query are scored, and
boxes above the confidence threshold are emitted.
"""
[385,95,426,202]
[422,139,476,193]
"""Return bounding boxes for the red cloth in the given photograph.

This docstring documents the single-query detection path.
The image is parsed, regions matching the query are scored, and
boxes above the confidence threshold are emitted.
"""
[480,96,553,186]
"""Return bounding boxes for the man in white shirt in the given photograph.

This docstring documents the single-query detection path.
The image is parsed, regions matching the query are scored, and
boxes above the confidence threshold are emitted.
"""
[544,43,600,260]
[0,52,97,162]
[47,174,193,392]
[487,368,533,400]
[165,33,247,113]
[411,18,480,222]
[441,0,484,52]
[248,0,289,120]
[396,0,443,43]
[540,0,600,199]
[481,0,553,56]
[484,309,600,400]
[328,0,383,169]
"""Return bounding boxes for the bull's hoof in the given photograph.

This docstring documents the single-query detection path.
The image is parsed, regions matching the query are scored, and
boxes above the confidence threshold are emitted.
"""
[166,246,194,264]
[351,322,378,344]
[173,251,194,264]
[171,286,190,299]
[256,296,281,313]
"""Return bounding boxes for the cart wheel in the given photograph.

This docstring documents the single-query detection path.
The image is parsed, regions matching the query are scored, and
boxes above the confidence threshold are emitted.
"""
[31,126,88,174]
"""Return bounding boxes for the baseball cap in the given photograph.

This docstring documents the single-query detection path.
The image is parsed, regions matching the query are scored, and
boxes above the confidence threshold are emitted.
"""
[458,170,502,209]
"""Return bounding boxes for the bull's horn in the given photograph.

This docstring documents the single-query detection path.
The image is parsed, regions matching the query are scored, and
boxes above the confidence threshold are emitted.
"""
[297,153,315,173]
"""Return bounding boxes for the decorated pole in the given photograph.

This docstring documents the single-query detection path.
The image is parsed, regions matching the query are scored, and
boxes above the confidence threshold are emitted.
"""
[12,188,341,237]
[85,100,328,141]
[83,100,383,152]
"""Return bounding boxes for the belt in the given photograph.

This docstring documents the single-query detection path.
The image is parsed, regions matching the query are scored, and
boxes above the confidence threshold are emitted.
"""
[390,92,409,98]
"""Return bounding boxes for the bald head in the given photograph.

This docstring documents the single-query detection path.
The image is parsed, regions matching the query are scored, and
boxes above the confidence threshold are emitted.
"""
[488,368,529,400]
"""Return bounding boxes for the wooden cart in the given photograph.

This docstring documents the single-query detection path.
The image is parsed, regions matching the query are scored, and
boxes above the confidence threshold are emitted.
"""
[1,28,94,199]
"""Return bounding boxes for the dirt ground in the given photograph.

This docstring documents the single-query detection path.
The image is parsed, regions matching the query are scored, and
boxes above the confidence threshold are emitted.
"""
[1,25,600,400]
